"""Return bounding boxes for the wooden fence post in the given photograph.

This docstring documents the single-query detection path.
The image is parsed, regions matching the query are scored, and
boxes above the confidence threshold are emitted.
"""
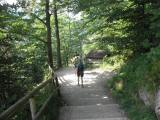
[55,76,61,97]
[29,98,36,120]
[0,79,52,120]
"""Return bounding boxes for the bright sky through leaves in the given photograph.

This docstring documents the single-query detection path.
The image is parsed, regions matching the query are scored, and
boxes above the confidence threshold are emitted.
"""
[0,0,17,4]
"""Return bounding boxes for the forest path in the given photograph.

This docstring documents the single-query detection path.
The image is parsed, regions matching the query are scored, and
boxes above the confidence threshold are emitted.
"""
[56,67,128,120]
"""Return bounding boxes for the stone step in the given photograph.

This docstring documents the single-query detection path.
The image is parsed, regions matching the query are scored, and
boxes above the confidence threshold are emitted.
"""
[61,87,105,92]
[60,85,106,89]
[61,89,106,95]
[64,97,114,106]
[58,68,128,120]
[60,85,105,91]
[59,104,125,120]
[72,118,128,120]
[61,91,107,98]
[62,93,109,99]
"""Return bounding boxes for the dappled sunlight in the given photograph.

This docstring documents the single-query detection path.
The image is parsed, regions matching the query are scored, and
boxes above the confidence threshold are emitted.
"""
[83,80,96,85]
[96,103,102,106]
[56,68,116,106]
[0,0,17,4]
[57,68,113,105]
[57,67,128,120]
[57,68,106,87]
[103,96,108,99]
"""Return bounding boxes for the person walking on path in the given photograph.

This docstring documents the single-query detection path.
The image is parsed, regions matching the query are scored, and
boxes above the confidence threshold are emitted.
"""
[77,60,84,87]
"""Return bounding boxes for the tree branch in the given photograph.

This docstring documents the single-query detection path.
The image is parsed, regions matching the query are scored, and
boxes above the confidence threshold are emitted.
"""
[36,37,47,44]
[31,13,47,26]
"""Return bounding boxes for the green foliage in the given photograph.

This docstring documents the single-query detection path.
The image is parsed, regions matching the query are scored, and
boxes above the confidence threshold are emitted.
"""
[0,0,75,119]
[0,2,53,119]
[69,0,160,55]
[57,16,84,66]
[108,46,160,120]
[114,91,157,120]
[35,84,60,120]
[1,0,160,119]
[101,54,126,70]
[68,2,160,119]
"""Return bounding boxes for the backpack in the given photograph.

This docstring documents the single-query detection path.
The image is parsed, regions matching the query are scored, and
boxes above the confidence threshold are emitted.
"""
[78,63,84,71]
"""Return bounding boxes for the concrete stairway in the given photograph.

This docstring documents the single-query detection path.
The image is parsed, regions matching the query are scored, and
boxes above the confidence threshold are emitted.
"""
[57,68,128,120]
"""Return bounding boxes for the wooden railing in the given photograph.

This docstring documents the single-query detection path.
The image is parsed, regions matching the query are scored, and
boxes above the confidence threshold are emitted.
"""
[0,75,60,120]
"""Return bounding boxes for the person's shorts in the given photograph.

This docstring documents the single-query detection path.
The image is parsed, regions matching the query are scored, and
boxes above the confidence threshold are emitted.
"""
[77,70,84,77]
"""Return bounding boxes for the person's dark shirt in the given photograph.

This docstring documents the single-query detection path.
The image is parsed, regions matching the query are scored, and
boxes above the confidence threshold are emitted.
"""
[77,62,84,72]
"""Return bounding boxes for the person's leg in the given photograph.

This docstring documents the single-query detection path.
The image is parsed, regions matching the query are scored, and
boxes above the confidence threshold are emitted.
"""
[77,70,80,85]
[78,76,80,85]
[81,76,83,87]
[81,71,84,87]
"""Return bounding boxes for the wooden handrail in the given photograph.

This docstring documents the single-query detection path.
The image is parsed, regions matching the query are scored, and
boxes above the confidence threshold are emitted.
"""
[0,78,54,120]
[34,85,60,120]
[34,93,54,120]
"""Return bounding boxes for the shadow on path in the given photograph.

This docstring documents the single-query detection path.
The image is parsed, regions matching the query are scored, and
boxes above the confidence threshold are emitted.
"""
[56,67,128,120]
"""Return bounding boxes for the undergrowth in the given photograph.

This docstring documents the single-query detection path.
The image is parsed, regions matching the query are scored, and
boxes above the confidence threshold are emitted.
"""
[100,54,127,70]
[107,46,160,120]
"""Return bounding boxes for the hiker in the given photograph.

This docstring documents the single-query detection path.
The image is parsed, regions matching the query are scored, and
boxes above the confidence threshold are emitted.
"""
[77,60,84,87]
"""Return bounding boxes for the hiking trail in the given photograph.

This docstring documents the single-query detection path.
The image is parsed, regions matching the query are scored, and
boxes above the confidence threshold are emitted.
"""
[56,67,128,120]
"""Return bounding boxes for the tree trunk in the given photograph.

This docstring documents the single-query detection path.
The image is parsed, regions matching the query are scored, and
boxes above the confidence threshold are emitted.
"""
[68,6,72,61]
[45,0,53,69]
[53,0,62,68]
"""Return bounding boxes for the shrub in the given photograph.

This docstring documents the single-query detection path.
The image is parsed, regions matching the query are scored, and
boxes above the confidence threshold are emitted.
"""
[108,46,160,120]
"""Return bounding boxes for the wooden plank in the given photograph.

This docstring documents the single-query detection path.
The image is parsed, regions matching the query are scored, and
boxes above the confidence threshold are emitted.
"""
[55,77,61,97]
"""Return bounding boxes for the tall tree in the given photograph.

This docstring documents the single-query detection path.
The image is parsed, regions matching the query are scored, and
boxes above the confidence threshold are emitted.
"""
[45,0,53,69]
[53,0,62,68]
